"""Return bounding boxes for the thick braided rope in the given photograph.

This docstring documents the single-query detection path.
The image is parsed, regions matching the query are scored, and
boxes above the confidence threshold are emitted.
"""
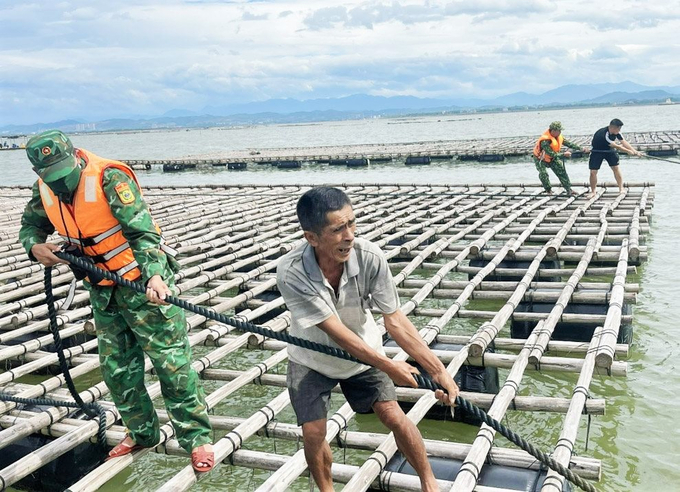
[0,268,108,448]
[55,251,595,491]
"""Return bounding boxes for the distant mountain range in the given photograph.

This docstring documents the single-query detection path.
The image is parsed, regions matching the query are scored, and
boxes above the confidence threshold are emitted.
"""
[2,81,679,135]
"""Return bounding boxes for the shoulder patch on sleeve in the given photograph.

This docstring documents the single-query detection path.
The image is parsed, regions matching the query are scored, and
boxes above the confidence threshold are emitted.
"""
[114,182,135,205]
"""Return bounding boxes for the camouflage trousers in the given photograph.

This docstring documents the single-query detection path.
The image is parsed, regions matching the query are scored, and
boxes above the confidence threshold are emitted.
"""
[94,287,212,453]
[533,157,572,193]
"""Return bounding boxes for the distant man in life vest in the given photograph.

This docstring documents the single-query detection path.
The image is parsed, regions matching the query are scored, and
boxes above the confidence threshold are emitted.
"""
[19,130,214,472]
[277,187,459,492]
[532,121,589,195]
[588,118,643,197]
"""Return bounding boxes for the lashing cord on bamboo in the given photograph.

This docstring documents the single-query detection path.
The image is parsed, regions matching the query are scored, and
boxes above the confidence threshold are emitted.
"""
[8,251,596,492]
[0,267,108,448]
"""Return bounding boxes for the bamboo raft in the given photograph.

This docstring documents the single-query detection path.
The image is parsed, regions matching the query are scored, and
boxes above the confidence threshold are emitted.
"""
[119,130,680,171]
[0,182,654,491]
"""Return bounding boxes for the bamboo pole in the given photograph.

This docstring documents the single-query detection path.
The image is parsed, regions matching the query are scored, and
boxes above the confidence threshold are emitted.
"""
[254,403,357,492]
[528,238,598,365]
[155,390,291,492]
[540,326,604,492]
[202,367,606,415]
[453,327,546,491]
[595,241,630,368]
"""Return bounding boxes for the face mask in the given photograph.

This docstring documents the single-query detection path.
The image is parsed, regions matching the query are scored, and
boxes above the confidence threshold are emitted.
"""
[47,166,82,198]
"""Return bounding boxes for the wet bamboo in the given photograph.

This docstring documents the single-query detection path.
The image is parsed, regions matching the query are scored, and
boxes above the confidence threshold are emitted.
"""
[0,407,118,491]
[254,403,357,492]
[435,334,628,357]
[540,326,604,492]
[0,306,92,344]
[233,276,640,293]
[392,262,637,276]
[342,238,531,491]
[391,198,502,284]
[595,241,629,368]
[342,347,468,491]
[241,331,628,357]
[508,202,560,258]
[0,357,101,415]
[148,412,602,480]
[527,238,598,364]
[415,307,633,327]
[0,265,73,299]
[64,324,291,492]
[396,287,636,304]
[237,299,635,326]
[154,390,292,492]
[202,368,606,415]
[453,329,550,491]
[0,338,98,385]
[0,282,74,316]
[628,206,641,262]
[6,291,90,328]
[0,323,90,363]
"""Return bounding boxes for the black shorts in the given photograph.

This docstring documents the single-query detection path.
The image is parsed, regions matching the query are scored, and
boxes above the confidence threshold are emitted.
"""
[287,360,396,426]
[589,151,619,170]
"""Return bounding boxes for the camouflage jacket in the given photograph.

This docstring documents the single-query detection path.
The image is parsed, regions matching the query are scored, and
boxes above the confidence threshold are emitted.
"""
[20,166,179,310]
[539,138,582,160]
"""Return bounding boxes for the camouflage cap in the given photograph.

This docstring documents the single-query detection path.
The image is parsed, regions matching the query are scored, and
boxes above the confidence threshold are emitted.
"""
[549,121,563,131]
[26,130,78,183]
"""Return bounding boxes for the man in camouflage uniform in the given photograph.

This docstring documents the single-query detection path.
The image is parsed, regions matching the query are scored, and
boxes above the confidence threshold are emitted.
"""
[19,130,214,471]
[532,121,589,195]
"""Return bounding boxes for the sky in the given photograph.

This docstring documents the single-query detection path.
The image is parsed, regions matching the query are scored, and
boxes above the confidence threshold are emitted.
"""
[2,0,680,126]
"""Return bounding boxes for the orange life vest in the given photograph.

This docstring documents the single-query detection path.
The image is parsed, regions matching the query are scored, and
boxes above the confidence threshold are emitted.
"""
[532,130,563,163]
[38,149,170,287]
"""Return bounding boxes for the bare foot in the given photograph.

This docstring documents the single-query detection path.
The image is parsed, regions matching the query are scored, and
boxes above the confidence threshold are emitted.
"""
[618,188,625,194]
[545,189,553,195]
[588,191,596,199]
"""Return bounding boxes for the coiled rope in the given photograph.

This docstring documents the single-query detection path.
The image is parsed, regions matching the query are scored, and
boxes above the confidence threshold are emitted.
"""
[0,267,108,448]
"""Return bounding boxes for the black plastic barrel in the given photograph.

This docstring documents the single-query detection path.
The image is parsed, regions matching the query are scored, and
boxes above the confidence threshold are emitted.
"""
[647,149,678,157]
[372,454,572,491]
[227,162,247,170]
[477,154,504,162]
[346,158,369,167]
[275,160,301,169]
[384,339,499,425]
[511,301,633,343]
[405,156,431,165]
[162,162,197,172]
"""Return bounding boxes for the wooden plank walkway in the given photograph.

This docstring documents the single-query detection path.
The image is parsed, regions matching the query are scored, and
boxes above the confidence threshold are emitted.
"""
[0,183,654,491]
[119,130,680,171]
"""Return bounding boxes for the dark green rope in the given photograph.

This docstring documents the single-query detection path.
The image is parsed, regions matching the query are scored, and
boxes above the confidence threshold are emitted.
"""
[53,251,595,491]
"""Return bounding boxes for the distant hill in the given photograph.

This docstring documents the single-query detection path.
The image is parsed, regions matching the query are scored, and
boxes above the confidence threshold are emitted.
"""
[583,90,679,104]
[3,81,679,134]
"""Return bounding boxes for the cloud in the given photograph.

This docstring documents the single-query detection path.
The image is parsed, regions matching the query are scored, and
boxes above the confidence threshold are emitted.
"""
[557,5,680,31]
[242,10,269,20]
[2,0,680,125]
[589,45,628,60]
[303,6,348,30]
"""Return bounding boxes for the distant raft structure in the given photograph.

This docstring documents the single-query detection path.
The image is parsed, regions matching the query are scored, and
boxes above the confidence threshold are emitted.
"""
[121,130,680,172]
[0,182,654,491]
